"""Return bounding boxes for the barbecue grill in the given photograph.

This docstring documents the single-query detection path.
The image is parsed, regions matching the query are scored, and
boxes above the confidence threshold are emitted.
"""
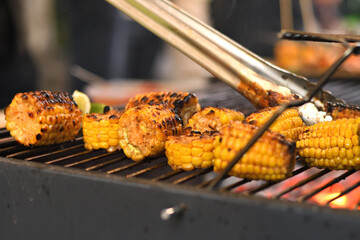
[2,0,360,239]
[1,80,360,240]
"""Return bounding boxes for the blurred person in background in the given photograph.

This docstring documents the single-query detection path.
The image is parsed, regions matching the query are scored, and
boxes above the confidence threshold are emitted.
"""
[2,0,358,110]
[0,0,36,108]
[60,0,164,92]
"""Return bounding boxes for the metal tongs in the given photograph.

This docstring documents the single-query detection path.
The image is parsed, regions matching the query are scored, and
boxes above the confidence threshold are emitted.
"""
[105,0,350,108]
[106,0,360,189]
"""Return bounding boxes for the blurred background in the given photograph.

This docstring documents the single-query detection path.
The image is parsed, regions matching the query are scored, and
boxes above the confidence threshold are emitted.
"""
[1,0,360,109]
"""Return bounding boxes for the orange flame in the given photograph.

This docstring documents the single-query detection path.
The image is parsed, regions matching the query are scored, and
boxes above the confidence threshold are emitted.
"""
[312,191,348,209]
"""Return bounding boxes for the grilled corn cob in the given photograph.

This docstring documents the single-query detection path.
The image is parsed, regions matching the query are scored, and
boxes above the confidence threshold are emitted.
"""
[82,109,123,152]
[125,92,201,124]
[186,107,245,132]
[165,131,219,171]
[119,104,183,161]
[5,90,82,146]
[296,118,360,170]
[213,122,296,181]
[245,107,305,141]
[326,102,360,120]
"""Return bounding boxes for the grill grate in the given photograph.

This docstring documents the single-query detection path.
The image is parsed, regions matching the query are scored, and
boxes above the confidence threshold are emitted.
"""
[1,80,360,210]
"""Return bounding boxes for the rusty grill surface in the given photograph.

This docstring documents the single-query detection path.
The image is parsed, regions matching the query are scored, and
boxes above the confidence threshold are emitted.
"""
[1,80,360,211]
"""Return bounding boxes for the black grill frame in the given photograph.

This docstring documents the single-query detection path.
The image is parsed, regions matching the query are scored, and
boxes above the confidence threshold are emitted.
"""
[1,80,360,239]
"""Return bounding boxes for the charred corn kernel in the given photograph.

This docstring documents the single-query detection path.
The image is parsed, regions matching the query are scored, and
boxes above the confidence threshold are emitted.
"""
[5,91,82,146]
[165,131,219,171]
[297,117,360,170]
[213,122,296,181]
[119,104,183,161]
[245,106,305,141]
[187,107,245,132]
[82,110,123,152]
[125,91,201,124]
[326,102,360,120]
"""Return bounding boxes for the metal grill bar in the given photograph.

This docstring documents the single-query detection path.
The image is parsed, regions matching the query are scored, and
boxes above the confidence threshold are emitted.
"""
[326,180,360,205]
[126,162,167,178]
[0,128,9,135]
[298,170,356,202]
[7,148,44,158]
[152,170,182,181]
[220,179,250,192]
[208,43,359,191]
[273,169,330,199]
[0,145,27,155]
[24,144,84,161]
[173,168,212,184]
[44,150,90,165]
[354,198,360,210]
[64,152,114,167]
[85,155,126,171]
[244,166,309,196]
[0,137,16,144]
[106,160,144,174]
[1,75,360,211]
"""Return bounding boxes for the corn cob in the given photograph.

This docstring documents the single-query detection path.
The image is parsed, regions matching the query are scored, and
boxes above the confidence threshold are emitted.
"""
[245,107,305,141]
[165,131,219,171]
[213,122,296,181]
[119,104,183,161]
[186,107,245,132]
[82,109,123,152]
[326,102,360,120]
[296,118,360,170]
[125,92,201,124]
[5,90,82,146]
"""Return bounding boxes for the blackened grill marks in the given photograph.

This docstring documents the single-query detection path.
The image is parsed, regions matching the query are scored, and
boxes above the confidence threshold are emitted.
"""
[36,134,42,140]
[88,114,98,120]
[175,114,182,125]
[173,99,184,108]
[183,93,194,103]
[141,96,148,102]
[41,91,50,98]
[41,126,47,133]
[109,115,118,120]
[104,106,111,113]
[207,109,215,115]
[248,120,256,124]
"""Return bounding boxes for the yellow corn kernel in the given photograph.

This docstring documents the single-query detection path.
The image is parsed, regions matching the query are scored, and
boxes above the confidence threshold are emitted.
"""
[82,110,123,152]
[186,106,244,132]
[326,102,360,120]
[119,103,184,161]
[5,91,82,147]
[166,132,218,171]
[245,107,305,141]
[191,147,203,157]
[213,121,295,181]
[296,117,360,170]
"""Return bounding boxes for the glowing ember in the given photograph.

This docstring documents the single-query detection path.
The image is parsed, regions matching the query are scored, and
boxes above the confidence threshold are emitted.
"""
[311,191,348,209]
[233,166,360,210]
